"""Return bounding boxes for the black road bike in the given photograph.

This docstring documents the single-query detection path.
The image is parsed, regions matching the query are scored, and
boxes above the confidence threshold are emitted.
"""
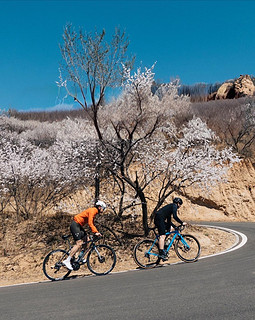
[43,234,116,281]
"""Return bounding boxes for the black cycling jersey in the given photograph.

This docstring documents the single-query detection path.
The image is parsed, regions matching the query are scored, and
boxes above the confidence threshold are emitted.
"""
[154,203,183,235]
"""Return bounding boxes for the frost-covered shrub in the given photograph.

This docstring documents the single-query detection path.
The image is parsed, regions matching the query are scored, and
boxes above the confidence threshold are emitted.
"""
[0,117,97,219]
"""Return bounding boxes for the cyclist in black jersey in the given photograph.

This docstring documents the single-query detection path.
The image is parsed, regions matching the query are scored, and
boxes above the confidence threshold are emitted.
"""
[154,197,186,261]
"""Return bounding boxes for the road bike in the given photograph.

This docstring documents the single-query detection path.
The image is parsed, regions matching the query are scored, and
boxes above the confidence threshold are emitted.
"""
[133,225,201,269]
[43,234,116,281]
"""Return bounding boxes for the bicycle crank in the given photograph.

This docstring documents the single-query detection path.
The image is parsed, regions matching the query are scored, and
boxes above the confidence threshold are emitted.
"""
[71,260,81,271]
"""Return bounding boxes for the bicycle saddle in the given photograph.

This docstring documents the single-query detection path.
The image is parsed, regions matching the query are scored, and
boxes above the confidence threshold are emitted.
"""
[62,235,70,240]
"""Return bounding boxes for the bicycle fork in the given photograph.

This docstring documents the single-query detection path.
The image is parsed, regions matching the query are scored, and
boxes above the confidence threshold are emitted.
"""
[94,246,105,263]
[164,233,190,254]
[176,234,191,252]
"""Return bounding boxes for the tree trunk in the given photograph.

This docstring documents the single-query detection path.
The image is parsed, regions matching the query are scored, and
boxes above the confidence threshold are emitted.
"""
[95,164,100,201]
[137,190,149,236]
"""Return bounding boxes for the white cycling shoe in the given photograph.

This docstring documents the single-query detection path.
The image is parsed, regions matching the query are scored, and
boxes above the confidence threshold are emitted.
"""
[62,258,73,270]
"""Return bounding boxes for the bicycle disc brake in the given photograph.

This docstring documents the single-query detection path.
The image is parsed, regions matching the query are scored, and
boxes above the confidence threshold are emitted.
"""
[98,256,105,263]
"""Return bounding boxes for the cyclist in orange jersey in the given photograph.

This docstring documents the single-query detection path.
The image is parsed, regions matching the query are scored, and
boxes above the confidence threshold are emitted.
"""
[63,200,106,270]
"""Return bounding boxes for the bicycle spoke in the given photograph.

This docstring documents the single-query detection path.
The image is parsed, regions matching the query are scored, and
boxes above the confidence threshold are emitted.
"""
[133,239,159,269]
[43,249,71,281]
[175,234,200,262]
[87,244,116,275]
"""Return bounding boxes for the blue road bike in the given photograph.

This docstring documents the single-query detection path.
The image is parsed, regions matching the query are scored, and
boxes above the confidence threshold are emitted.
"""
[133,225,201,269]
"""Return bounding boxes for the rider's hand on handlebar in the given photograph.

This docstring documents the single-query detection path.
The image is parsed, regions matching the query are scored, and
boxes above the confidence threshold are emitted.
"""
[95,232,102,237]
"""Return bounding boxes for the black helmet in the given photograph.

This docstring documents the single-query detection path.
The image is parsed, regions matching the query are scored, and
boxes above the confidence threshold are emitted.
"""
[173,197,183,205]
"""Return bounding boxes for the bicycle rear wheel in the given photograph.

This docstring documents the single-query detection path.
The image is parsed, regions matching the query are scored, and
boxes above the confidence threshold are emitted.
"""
[175,234,201,262]
[42,249,71,281]
[87,244,116,275]
[133,239,160,269]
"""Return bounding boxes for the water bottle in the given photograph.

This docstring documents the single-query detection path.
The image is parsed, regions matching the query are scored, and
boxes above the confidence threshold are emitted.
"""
[164,238,171,249]
[77,250,85,262]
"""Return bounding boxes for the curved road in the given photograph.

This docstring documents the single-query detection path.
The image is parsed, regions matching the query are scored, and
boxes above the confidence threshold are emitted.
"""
[0,222,254,320]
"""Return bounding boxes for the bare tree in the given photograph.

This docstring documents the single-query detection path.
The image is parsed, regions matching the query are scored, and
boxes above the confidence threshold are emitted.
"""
[58,24,135,139]
[223,99,255,156]
[192,98,255,157]
[58,24,135,199]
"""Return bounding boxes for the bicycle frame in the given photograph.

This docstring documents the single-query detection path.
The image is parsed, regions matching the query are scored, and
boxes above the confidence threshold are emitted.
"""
[147,229,190,258]
[62,234,97,262]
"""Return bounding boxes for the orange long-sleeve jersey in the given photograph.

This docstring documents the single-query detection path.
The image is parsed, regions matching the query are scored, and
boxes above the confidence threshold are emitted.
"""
[73,207,99,233]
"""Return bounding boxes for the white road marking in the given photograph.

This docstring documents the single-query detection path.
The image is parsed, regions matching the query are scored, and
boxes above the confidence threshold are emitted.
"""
[197,224,248,259]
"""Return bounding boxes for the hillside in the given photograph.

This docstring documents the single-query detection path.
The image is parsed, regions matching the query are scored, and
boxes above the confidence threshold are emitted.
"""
[1,87,254,286]
[0,158,253,286]
[180,159,255,222]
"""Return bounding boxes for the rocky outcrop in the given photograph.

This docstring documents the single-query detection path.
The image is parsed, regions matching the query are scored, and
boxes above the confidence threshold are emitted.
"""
[209,75,255,100]
[181,159,255,222]
[234,75,255,97]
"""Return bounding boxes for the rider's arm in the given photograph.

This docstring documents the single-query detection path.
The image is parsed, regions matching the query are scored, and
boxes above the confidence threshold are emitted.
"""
[87,209,99,234]
[170,222,177,230]
[172,206,183,225]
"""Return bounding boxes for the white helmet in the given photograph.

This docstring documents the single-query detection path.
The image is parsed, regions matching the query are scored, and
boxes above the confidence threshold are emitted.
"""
[95,200,106,210]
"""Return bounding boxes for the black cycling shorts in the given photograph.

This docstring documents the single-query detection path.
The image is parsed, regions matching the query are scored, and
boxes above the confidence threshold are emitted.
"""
[154,215,166,236]
[70,220,87,241]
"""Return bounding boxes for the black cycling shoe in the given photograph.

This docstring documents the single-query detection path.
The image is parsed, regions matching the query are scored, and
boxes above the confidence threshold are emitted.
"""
[159,254,168,261]
[158,250,168,261]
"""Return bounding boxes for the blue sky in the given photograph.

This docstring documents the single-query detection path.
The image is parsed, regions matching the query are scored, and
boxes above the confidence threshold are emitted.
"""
[0,0,255,112]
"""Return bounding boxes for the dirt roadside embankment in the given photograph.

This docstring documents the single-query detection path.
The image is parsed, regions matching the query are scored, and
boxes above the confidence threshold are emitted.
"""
[0,223,237,287]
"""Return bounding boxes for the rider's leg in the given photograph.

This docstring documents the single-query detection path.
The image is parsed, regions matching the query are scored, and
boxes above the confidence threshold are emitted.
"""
[158,235,166,251]
[154,216,168,261]
[69,239,83,257]
[63,239,83,270]
[154,217,167,256]
[63,221,86,270]
[158,235,167,260]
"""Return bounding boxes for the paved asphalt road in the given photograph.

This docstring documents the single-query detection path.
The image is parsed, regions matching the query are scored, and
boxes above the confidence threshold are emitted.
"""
[0,222,254,320]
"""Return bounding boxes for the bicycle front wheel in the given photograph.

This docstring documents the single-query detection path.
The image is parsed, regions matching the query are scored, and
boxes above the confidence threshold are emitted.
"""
[133,239,160,269]
[42,249,71,281]
[175,234,201,262]
[87,244,116,276]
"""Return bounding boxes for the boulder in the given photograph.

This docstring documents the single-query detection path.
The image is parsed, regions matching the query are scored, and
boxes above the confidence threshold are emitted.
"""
[215,82,235,99]
[209,74,255,100]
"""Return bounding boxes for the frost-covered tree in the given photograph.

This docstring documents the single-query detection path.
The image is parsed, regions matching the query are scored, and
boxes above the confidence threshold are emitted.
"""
[98,66,239,235]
